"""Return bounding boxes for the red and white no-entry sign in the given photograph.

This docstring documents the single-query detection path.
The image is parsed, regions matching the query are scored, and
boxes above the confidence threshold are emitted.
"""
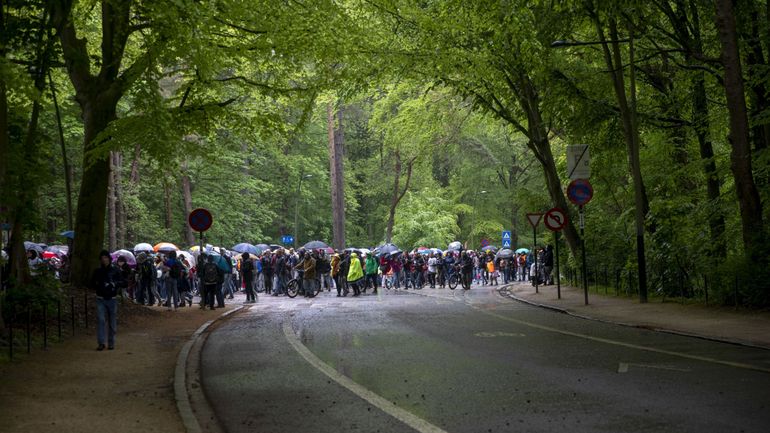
[544,207,568,232]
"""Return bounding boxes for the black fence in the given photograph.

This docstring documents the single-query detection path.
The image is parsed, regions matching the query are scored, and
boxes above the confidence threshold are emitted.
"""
[2,290,91,361]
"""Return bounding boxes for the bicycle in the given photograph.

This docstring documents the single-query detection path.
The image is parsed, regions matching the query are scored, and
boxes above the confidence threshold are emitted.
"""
[286,278,321,298]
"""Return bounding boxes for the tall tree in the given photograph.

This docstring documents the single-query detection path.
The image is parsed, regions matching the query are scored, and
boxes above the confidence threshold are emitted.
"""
[328,102,346,249]
[714,0,766,258]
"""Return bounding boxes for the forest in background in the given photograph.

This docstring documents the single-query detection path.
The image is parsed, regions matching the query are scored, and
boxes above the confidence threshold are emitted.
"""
[1,0,768,306]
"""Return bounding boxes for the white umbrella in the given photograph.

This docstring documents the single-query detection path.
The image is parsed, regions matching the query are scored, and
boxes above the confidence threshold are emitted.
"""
[133,242,153,253]
[177,250,196,267]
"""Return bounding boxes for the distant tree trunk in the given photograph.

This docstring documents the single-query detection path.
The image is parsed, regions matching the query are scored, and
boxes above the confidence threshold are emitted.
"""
[714,0,766,257]
[163,178,173,230]
[49,70,74,230]
[687,0,726,256]
[107,152,117,251]
[114,151,125,247]
[385,150,416,243]
[181,159,195,246]
[328,102,346,250]
[130,143,141,183]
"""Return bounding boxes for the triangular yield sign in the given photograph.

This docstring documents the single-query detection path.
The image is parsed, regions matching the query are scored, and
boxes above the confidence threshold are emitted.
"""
[526,213,543,228]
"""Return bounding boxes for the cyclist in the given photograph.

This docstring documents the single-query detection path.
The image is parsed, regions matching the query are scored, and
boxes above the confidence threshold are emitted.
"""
[460,251,473,290]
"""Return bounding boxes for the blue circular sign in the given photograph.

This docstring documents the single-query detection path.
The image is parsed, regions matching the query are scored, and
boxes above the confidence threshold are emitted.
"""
[188,208,213,232]
[567,179,593,206]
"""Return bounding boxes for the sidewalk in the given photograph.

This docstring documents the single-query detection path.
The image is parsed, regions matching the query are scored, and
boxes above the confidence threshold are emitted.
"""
[501,281,770,350]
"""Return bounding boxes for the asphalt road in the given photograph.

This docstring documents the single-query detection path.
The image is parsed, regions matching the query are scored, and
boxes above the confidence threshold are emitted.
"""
[200,284,770,433]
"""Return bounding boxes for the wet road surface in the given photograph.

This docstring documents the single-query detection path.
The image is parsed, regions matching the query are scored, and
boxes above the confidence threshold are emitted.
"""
[200,284,770,432]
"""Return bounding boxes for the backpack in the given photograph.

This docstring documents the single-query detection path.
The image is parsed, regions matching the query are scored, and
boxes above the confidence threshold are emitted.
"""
[169,260,182,279]
[242,260,254,275]
[203,262,219,285]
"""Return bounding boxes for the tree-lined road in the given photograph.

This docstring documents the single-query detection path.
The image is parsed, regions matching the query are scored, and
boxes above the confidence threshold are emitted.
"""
[200,286,770,433]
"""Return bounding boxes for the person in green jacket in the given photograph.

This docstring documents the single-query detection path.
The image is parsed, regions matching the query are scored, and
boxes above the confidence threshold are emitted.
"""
[364,253,379,294]
[347,253,364,297]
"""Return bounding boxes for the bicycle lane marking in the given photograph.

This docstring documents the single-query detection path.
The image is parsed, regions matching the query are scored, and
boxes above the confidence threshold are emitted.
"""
[408,289,770,375]
[282,316,450,433]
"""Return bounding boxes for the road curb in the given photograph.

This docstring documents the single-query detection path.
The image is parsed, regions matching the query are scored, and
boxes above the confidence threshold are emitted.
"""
[175,306,244,433]
[498,284,770,351]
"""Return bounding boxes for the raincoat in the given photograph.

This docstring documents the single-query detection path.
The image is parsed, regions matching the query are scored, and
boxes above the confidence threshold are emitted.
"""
[347,253,364,282]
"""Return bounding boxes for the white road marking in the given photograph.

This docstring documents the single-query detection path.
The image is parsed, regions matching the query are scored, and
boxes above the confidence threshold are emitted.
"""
[282,318,450,433]
[618,362,691,373]
[411,290,770,374]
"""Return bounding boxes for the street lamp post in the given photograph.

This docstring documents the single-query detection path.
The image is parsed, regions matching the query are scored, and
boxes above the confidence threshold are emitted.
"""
[551,35,648,303]
[294,174,313,248]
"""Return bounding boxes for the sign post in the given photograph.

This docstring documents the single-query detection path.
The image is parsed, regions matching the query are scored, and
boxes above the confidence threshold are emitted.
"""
[567,179,593,305]
[188,208,213,259]
[526,213,543,293]
[567,144,590,180]
[282,235,294,246]
[544,207,568,300]
[501,231,511,249]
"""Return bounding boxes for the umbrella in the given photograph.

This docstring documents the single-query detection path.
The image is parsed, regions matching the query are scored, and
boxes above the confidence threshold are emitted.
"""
[481,245,498,253]
[322,247,335,254]
[60,230,75,239]
[111,249,136,267]
[389,250,403,257]
[418,249,431,255]
[496,249,514,259]
[154,242,179,253]
[255,243,270,251]
[42,251,57,260]
[345,247,361,254]
[447,241,463,251]
[46,245,69,256]
[515,248,530,254]
[177,250,196,267]
[375,243,400,255]
[232,243,262,255]
[303,240,329,250]
[269,244,282,251]
[134,242,154,253]
[203,250,230,272]
[24,241,43,253]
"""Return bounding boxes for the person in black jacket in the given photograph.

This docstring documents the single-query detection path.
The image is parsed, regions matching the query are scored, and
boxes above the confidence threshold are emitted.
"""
[90,250,125,351]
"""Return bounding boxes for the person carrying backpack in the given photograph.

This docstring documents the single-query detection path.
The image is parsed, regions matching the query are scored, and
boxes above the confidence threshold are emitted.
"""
[163,251,183,310]
[200,254,221,309]
[242,252,256,303]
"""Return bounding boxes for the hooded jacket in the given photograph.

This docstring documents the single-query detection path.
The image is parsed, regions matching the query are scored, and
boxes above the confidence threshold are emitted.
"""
[347,254,364,282]
[90,254,125,299]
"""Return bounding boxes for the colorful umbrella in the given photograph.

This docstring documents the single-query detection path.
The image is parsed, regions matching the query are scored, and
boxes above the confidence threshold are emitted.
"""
[59,230,75,239]
[481,245,498,253]
[514,248,529,254]
[111,249,136,267]
[154,242,179,253]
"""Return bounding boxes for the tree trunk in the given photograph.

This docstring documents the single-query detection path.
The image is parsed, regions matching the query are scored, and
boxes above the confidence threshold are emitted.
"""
[69,99,116,288]
[594,15,649,302]
[107,151,117,251]
[385,150,416,244]
[49,71,74,230]
[163,178,173,230]
[181,159,195,246]
[130,143,141,183]
[114,151,125,247]
[328,102,346,250]
[714,0,766,257]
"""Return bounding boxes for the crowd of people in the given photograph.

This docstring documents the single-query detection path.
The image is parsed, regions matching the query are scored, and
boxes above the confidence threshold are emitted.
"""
[6,241,557,351]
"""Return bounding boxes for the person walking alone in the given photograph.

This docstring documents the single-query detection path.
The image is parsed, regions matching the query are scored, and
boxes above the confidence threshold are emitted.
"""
[90,250,124,351]
[242,252,256,303]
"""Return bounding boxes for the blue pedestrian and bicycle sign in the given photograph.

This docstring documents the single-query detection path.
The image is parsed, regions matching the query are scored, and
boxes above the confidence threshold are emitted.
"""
[282,235,294,245]
[567,179,594,206]
[501,230,511,248]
